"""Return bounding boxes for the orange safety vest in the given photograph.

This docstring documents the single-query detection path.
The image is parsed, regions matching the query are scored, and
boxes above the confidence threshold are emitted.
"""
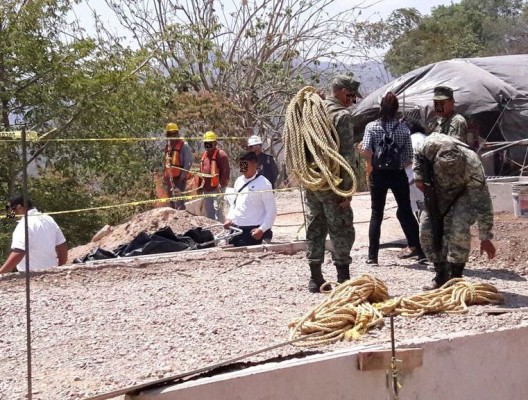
[164,140,184,178]
[201,149,219,188]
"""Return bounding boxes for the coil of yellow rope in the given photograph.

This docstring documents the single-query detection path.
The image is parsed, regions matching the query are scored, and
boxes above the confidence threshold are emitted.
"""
[283,86,357,197]
[289,275,504,347]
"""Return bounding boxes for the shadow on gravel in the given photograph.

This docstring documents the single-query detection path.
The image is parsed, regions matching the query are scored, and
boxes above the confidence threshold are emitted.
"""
[464,268,527,282]
[402,262,527,283]
[495,291,528,308]
[379,239,408,250]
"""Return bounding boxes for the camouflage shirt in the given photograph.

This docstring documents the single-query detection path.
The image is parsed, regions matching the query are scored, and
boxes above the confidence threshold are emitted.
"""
[324,96,355,192]
[429,113,469,144]
[414,133,494,241]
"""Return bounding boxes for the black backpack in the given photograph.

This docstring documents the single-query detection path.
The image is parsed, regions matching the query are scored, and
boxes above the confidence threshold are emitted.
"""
[372,122,402,170]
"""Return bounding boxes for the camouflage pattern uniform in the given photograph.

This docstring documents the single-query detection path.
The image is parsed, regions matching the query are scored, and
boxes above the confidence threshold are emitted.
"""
[305,96,355,267]
[414,133,494,265]
[429,113,471,145]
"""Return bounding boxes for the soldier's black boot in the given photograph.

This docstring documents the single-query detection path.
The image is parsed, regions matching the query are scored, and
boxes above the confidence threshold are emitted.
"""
[423,262,449,290]
[308,264,326,293]
[335,264,350,284]
[450,263,465,278]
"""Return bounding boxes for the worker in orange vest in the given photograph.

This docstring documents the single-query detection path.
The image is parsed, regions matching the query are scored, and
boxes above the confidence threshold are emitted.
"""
[163,122,193,210]
[200,131,230,220]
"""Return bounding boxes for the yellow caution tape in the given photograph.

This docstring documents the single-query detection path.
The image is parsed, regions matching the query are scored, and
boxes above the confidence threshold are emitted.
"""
[0,136,245,143]
[0,187,300,219]
[0,130,39,140]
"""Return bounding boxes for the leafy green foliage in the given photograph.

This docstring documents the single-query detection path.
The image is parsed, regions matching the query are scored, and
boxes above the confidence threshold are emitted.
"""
[357,0,528,76]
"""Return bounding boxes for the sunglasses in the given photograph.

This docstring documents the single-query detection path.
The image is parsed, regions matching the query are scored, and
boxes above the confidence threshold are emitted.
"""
[204,142,214,149]
[345,93,357,99]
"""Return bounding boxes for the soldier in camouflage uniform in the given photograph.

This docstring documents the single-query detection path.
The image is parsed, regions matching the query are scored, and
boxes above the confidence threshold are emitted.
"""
[305,75,360,293]
[428,86,476,148]
[414,132,496,290]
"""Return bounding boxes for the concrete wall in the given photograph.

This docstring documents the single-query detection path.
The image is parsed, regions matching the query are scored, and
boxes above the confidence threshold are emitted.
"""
[129,325,528,400]
[487,177,528,213]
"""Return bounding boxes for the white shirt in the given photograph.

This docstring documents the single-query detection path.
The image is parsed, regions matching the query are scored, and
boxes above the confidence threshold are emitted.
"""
[405,132,427,213]
[226,173,277,232]
[11,209,66,272]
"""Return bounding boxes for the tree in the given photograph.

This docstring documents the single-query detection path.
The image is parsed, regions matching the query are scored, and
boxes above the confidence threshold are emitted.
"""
[358,0,528,76]
[0,0,174,255]
[103,0,367,161]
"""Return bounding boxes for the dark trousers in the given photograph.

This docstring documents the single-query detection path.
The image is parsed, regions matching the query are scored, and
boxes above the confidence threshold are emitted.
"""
[230,225,272,247]
[368,169,421,259]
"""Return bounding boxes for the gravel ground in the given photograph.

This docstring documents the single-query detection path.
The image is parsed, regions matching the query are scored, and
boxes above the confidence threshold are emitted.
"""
[1,190,528,400]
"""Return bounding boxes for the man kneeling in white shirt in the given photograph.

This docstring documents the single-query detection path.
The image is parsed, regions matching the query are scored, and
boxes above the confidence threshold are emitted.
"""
[224,152,277,247]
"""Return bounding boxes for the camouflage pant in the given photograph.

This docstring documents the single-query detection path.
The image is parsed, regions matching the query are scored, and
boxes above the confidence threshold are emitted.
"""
[305,189,355,266]
[420,193,476,263]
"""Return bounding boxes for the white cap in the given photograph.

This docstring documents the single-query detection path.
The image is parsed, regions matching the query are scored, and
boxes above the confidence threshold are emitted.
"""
[247,135,263,147]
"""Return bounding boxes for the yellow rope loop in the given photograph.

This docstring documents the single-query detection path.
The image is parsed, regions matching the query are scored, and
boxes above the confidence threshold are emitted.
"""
[288,275,389,346]
[283,86,357,197]
[289,277,504,347]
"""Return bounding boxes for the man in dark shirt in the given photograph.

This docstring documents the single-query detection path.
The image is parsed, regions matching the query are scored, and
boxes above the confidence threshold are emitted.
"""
[248,135,279,189]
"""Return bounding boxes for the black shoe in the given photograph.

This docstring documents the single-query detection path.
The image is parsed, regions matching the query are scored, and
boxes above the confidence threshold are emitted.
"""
[450,263,465,278]
[308,263,326,293]
[423,279,442,291]
[336,264,350,283]
[416,252,428,264]
[366,258,378,266]
[308,278,328,293]
[423,263,449,290]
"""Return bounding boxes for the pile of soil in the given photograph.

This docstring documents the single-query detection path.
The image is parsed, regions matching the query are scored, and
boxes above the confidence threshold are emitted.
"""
[67,208,217,262]
[470,212,528,275]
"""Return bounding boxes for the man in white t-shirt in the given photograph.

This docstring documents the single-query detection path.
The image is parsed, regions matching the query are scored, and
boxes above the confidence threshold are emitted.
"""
[224,152,277,247]
[0,195,68,273]
[404,119,427,217]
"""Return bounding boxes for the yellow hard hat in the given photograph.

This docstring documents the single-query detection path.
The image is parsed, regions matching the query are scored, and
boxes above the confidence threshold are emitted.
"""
[165,122,179,132]
[203,131,217,142]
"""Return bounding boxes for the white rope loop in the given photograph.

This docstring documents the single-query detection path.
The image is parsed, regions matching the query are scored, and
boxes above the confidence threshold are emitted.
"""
[284,86,357,197]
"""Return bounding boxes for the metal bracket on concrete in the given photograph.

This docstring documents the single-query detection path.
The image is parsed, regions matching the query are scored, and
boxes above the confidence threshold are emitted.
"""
[357,348,423,371]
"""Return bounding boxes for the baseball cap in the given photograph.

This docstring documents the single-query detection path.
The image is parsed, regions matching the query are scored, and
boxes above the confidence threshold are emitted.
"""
[247,135,263,147]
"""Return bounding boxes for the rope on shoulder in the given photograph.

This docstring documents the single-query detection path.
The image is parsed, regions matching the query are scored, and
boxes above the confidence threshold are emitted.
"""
[283,86,357,196]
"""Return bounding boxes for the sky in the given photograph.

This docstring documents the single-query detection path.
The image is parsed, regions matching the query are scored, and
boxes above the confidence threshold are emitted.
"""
[356,0,461,17]
[75,0,462,37]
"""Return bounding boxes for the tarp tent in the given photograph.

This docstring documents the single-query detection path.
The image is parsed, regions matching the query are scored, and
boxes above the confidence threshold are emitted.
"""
[351,55,528,150]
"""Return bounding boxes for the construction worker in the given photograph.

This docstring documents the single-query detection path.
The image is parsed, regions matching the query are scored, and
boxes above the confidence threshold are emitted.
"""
[247,135,279,189]
[163,122,193,210]
[200,131,230,221]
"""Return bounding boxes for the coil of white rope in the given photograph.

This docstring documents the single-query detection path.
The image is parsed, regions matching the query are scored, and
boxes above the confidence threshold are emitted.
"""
[283,86,357,197]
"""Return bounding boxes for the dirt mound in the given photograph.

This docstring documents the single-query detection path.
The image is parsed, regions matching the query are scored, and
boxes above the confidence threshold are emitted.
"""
[68,208,217,262]
[470,212,528,275]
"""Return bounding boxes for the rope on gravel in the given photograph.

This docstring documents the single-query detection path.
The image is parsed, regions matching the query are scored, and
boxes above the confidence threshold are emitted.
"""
[283,86,357,197]
[288,275,504,347]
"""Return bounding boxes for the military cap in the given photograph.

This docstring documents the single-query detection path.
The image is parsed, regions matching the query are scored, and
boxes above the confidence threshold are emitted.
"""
[332,75,362,98]
[433,86,454,101]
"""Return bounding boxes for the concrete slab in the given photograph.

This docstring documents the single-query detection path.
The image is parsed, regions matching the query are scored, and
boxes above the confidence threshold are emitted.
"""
[129,325,528,400]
